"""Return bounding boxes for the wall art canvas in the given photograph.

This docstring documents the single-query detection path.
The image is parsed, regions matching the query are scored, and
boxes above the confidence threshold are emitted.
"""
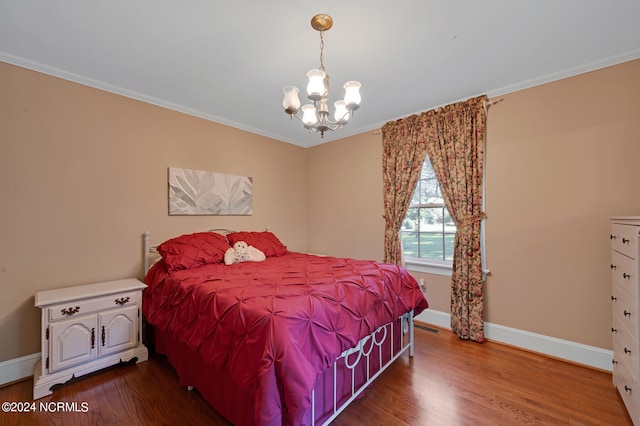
[168,167,253,215]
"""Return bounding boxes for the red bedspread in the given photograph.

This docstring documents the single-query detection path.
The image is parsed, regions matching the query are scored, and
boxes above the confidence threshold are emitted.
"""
[143,252,428,426]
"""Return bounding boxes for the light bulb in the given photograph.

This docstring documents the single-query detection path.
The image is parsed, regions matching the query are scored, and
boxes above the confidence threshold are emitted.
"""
[306,69,326,100]
[282,86,300,114]
[343,81,362,110]
[301,104,318,126]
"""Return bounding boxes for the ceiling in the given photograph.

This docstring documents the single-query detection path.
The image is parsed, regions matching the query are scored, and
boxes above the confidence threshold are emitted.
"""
[2,1,639,148]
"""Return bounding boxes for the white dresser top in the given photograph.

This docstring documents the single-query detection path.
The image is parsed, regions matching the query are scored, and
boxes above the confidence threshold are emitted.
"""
[35,278,146,307]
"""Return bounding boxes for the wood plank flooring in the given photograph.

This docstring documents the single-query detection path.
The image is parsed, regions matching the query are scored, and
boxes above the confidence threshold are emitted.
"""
[0,326,631,425]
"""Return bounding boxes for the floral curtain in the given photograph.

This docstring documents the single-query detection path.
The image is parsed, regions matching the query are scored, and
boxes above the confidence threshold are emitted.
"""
[381,95,487,342]
[424,95,487,342]
[381,112,432,265]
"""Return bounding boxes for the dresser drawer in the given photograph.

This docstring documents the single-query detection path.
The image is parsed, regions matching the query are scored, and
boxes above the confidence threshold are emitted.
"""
[614,318,638,381]
[611,223,640,260]
[48,291,139,322]
[612,250,638,301]
[613,282,638,339]
[613,354,639,423]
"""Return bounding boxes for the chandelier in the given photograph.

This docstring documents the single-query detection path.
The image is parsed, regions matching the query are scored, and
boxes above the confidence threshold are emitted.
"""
[282,14,361,138]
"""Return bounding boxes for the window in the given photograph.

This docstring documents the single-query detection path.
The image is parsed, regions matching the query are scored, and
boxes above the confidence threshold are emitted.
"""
[401,159,456,274]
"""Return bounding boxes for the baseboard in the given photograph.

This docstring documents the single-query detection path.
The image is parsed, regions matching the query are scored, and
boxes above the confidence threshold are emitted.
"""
[0,352,40,386]
[415,309,613,372]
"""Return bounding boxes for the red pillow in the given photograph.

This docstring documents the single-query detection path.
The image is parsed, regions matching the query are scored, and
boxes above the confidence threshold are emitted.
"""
[226,231,288,257]
[158,232,231,272]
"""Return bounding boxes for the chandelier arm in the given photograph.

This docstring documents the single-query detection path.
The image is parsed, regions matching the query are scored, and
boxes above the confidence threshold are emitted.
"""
[288,110,347,131]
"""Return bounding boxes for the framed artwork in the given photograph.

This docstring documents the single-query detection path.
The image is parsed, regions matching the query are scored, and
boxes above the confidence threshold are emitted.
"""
[168,167,253,215]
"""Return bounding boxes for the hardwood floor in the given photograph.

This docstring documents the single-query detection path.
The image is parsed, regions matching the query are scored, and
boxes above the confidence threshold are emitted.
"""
[0,326,631,425]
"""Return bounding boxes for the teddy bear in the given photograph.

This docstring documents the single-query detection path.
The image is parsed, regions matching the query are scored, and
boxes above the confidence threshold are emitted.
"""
[224,240,266,265]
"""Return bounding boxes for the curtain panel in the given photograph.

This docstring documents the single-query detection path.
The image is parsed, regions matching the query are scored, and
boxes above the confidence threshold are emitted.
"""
[381,112,432,265]
[424,95,487,342]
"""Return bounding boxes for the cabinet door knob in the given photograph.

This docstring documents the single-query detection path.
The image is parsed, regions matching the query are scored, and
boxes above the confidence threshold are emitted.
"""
[623,273,631,279]
[625,347,632,354]
[612,327,618,333]
[610,234,617,240]
[611,296,617,301]
[622,238,630,244]
[610,264,617,270]
[625,310,632,317]
[625,385,632,393]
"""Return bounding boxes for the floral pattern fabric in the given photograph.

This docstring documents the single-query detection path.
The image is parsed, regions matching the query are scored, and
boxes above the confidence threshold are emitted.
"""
[381,113,431,265]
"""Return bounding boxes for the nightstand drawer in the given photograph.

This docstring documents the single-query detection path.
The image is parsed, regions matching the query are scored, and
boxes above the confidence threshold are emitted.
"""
[48,291,138,322]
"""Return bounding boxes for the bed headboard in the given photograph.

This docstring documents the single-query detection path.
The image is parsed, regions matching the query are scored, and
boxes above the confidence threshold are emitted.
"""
[143,229,236,275]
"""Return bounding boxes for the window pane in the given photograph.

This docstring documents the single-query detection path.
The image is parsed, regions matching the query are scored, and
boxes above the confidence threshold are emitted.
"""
[444,233,455,260]
[419,232,443,259]
[444,210,456,233]
[410,182,421,205]
[401,231,418,257]
[402,207,418,232]
[417,161,443,204]
[421,207,444,232]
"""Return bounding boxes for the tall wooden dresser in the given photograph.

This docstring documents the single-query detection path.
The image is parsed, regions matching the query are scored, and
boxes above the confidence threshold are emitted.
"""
[610,216,640,425]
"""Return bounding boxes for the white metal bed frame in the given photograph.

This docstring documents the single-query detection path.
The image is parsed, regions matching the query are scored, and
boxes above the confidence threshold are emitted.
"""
[142,230,416,425]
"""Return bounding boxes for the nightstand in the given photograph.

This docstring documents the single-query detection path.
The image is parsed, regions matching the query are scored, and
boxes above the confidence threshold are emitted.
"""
[33,278,148,399]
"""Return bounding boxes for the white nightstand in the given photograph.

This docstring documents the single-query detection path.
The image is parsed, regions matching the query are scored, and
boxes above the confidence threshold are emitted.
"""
[33,278,148,399]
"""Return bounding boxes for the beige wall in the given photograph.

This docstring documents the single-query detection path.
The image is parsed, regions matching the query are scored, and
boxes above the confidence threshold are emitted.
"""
[2,58,639,363]
[0,62,307,361]
[308,59,640,349]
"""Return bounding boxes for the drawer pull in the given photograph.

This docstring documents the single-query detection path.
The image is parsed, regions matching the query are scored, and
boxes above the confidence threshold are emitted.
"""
[610,234,617,240]
[115,297,130,305]
[625,347,632,354]
[61,306,80,316]
[612,327,618,333]
[625,310,632,317]
[625,385,632,393]
[612,359,618,365]
[611,296,617,301]
[101,326,106,347]
[610,264,617,270]
[623,273,631,279]
[91,328,95,349]
[622,238,630,244]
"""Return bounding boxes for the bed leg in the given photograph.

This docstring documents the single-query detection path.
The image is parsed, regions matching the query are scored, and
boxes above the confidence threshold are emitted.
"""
[143,231,150,275]
[408,310,415,357]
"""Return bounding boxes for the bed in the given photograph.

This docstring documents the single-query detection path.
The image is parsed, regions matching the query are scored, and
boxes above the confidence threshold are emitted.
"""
[142,229,428,425]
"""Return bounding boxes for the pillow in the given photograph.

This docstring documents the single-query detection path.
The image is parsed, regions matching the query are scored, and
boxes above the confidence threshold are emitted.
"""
[157,232,231,272]
[226,231,288,257]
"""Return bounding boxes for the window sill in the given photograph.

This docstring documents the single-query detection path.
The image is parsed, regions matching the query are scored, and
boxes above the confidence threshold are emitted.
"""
[404,260,452,276]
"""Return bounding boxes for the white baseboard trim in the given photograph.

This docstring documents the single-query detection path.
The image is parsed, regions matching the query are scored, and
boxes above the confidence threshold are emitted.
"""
[0,352,40,386]
[415,309,613,372]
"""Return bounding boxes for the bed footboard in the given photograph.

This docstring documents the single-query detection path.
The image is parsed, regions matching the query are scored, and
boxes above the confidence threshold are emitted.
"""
[310,310,415,425]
